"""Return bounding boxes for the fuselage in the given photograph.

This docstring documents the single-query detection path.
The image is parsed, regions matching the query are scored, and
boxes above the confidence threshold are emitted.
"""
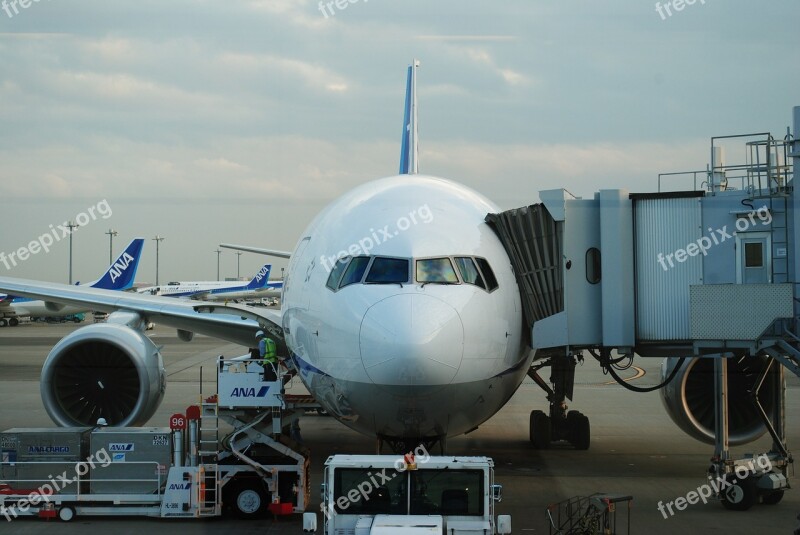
[138,275,281,300]
[282,175,532,442]
[139,281,250,297]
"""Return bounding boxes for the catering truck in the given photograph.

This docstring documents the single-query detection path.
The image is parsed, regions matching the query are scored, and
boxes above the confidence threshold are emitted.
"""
[0,358,310,521]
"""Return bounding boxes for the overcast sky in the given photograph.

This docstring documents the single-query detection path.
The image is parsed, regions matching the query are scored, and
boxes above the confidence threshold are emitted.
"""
[0,0,798,284]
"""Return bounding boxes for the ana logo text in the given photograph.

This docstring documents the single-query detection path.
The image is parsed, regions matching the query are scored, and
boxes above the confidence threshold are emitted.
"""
[109,252,135,283]
[230,386,270,398]
[28,446,70,454]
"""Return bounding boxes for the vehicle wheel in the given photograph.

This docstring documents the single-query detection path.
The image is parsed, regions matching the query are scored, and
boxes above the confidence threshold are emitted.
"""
[569,413,591,450]
[8,318,18,327]
[720,474,758,511]
[762,490,784,505]
[224,480,268,519]
[0,319,7,327]
[530,410,551,449]
[73,317,81,323]
[58,506,75,522]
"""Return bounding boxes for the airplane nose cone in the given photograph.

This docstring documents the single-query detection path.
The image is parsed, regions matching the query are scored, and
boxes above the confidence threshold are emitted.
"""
[360,294,464,386]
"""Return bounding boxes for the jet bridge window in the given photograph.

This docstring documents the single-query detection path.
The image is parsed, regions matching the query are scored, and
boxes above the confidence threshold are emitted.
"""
[416,258,459,284]
[744,242,764,268]
[365,257,409,284]
[585,247,601,284]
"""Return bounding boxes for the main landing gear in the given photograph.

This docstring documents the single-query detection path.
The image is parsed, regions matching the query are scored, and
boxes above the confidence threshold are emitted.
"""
[528,355,590,450]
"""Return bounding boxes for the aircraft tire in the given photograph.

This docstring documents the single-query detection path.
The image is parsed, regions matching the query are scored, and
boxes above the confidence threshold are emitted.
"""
[569,413,590,450]
[530,410,551,449]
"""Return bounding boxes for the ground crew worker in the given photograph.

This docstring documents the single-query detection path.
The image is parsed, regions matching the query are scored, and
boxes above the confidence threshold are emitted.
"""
[256,330,278,381]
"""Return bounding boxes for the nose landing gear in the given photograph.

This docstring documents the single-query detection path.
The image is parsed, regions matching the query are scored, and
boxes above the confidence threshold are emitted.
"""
[528,355,591,450]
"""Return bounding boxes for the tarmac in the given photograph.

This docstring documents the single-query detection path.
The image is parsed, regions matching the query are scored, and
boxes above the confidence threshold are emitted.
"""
[0,321,798,534]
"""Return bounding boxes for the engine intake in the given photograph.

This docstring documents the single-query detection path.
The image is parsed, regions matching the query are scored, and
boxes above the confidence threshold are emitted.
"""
[40,323,166,427]
[660,356,778,446]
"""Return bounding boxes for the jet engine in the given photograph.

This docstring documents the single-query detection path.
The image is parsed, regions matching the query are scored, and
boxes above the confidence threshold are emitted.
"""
[40,322,166,427]
[660,356,778,446]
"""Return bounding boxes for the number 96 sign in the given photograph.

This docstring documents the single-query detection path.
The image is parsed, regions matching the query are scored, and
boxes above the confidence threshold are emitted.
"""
[170,414,186,430]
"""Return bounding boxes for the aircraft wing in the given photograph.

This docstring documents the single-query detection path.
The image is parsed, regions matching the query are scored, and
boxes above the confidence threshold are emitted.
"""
[0,276,286,353]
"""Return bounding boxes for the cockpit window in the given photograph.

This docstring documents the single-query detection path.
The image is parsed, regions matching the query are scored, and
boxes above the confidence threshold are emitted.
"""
[325,255,498,292]
[475,257,498,291]
[326,257,350,290]
[340,256,371,288]
[365,257,409,284]
[454,257,485,289]
[416,258,459,284]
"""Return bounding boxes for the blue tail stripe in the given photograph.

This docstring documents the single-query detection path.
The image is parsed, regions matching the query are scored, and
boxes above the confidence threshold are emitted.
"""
[399,65,413,174]
[246,264,271,290]
[90,239,144,291]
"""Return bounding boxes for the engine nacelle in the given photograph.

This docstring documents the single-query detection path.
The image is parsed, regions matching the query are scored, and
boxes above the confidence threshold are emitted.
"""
[660,356,778,446]
[40,323,166,427]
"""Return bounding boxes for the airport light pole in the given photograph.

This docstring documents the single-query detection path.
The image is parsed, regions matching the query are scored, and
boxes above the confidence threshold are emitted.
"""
[214,249,222,281]
[105,229,118,265]
[236,252,243,279]
[153,235,165,285]
[67,221,79,284]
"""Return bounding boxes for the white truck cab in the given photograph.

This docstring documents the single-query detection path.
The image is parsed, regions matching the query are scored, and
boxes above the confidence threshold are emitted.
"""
[303,454,512,534]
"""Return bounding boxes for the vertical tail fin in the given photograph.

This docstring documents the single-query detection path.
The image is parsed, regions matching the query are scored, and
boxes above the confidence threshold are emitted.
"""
[246,264,272,290]
[90,238,144,291]
[399,59,420,175]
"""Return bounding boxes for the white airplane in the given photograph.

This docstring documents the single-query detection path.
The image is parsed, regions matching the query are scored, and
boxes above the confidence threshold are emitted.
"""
[0,62,743,456]
[136,264,280,301]
[0,62,534,452]
[0,238,144,327]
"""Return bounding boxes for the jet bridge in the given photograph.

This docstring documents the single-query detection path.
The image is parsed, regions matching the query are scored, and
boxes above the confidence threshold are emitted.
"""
[486,106,800,510]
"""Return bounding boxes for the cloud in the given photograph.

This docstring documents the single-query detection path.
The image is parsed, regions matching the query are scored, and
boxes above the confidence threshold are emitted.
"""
[415,35,517,42]
[216,52,350,93]
[247,0,328,29]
